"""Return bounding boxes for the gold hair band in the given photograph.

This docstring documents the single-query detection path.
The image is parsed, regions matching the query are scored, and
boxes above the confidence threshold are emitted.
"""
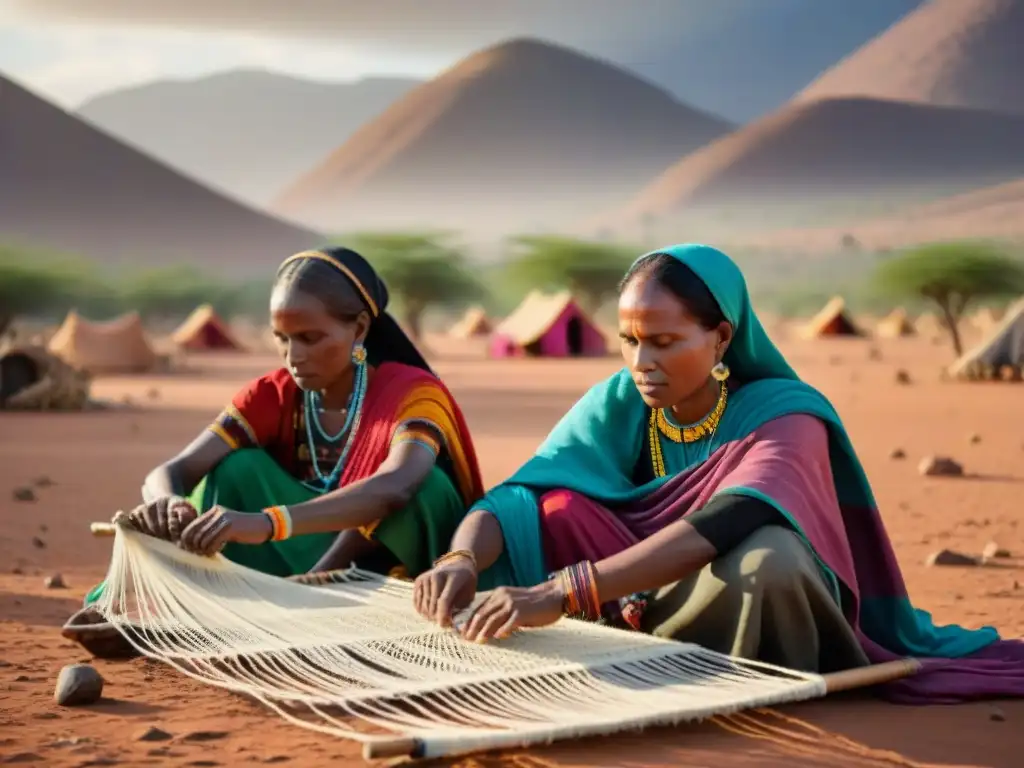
[280,251,379,317]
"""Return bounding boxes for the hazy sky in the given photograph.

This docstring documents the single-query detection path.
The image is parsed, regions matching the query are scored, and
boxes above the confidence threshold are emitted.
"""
[0,0,723,106]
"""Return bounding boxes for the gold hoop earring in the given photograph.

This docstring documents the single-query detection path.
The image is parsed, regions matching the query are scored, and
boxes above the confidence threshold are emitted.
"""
[711,361,730,382]
[351,343,367,366]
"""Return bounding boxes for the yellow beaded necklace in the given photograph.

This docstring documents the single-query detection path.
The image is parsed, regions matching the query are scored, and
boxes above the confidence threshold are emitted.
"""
[648,383,728,478]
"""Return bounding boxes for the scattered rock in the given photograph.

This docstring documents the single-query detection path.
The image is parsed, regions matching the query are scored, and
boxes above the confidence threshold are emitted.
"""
[14,675,30,682]
[185,762,220,767]
[10,567,23,575]
[918,456,963,477]
[31,537,46,549]
[12,487,36,502]
[926,549,978,567]
[135,726,172,742]
[146,387,161,401]
[982,542,1011,560]
[1014,580,1021,591]
[990,706,1006,722]
[262,759,290,765]
[34,475,55,488]
[51,737,87,748]
[968,433,982,445]
[867,347,882,361]
[120,394,134,406]
[894,369,911,384]
[889,448,906,460]
[45,573,67,589]
[32,712,59,720]
[54,664,104,706]
[38,523,48,533]
[181,731,229,743]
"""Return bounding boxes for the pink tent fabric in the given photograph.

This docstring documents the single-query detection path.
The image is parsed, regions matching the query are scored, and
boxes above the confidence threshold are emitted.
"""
[490,292,606,358]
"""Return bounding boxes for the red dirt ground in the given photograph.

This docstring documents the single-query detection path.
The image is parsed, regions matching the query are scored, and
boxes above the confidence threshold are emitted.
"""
[1,330,1021,767]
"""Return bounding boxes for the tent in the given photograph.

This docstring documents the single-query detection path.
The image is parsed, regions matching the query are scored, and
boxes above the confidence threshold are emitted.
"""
[875,307,916,338]
[800,296,862,338]
[489,290,606,358]
[48,310,158,374]
[172,304,245,351]
[947,299,1024,382]
[448,306,493,339]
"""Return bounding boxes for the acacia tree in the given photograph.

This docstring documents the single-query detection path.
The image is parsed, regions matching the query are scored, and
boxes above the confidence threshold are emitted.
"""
[347,232,484,340]
[503,235,636,313]
[874,241,1024,357]
[0,247,100,338]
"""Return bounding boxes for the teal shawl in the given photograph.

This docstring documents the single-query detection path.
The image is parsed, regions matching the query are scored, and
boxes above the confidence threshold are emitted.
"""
[472,243,998,663]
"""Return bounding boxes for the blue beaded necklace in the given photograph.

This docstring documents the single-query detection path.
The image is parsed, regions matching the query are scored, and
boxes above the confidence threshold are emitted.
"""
[302,360,368,492]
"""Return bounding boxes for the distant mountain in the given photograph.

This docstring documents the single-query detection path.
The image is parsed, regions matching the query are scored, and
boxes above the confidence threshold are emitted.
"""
[796,0,1024,115]
[78,70,421,206]
[273,38,733,240]
[739,177,1024,252]
[0,75,322,274]
[604,97,1024,239]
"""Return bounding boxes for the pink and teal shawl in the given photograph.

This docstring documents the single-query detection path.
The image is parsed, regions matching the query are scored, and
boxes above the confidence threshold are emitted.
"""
[473,243,1024,703]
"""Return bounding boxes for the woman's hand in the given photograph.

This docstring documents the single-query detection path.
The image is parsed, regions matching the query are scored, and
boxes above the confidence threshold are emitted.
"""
[457,580,565,644]
[413,559,478,628]
[178,507,273,557]
[123,496,199,541]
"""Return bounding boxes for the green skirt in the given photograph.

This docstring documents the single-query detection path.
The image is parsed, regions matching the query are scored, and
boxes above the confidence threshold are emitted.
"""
[85,448,467,604]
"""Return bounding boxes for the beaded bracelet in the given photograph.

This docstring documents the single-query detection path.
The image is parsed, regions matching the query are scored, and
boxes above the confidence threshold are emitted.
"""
[263,505,293,542]
[432,549,478,572]
[557,560,601,621]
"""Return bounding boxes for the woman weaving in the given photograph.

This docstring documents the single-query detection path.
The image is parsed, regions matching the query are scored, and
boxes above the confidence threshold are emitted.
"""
[415,243,1024,702]
[84,246,483,606]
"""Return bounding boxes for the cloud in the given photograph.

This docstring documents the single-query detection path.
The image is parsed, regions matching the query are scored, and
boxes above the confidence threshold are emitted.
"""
[0,21,435,107]
[4,0,717,54]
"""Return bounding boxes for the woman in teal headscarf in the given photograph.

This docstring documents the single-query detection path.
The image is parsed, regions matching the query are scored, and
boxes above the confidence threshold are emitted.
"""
[415,243,1024,703]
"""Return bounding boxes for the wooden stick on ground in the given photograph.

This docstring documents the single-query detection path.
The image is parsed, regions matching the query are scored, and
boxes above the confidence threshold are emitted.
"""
[360,657,924,761]
[89,521,925,762]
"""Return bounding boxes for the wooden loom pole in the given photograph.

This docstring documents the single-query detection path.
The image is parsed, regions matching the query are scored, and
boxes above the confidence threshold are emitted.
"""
[91,522,925,761]
[359,658,924,761]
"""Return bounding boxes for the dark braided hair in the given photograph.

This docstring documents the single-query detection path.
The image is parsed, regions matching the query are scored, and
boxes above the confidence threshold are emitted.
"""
[273,254,368,323]
[619,252,727,331]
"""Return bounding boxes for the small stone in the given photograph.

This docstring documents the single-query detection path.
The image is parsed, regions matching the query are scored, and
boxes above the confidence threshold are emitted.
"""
[889,448,906,460]
[263,759,290,765]
[44,573,67,589]
[982,541,1010,559]
[11,566,23,575]
[34,476,55,488]
[969,433,982,444]
[120,394,134,406]
[181,731,229,742]
[14,675,30,682]
[30,536,46,549]
[867,347,882,361]
[990,706,1006,722]
[135,726,172,742]
[918,456,963,477]
[894,369,911,384]
[12,487,36,502]
[146,387,161,401]
[54,664,104,706]
[186,762,220,767]
[1014,580,1021,590]
[51,737,87,748]
[926,549,978,567]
